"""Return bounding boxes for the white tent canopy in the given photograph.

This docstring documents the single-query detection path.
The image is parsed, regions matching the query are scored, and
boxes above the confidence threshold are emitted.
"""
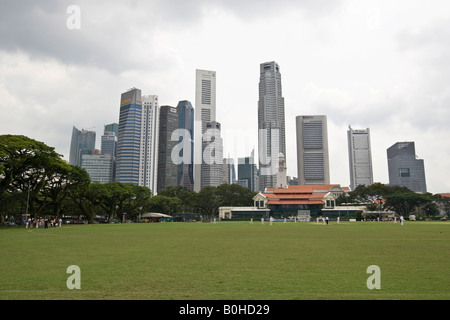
[141,212,172,218]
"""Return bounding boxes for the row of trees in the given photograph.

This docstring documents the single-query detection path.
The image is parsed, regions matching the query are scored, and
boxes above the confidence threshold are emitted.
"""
[336,183,449,218]
[0,135,256,225]
[2,135,448,224]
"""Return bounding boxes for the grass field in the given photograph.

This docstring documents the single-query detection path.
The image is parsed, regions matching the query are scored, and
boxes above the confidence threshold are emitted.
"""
[1,220,449,300]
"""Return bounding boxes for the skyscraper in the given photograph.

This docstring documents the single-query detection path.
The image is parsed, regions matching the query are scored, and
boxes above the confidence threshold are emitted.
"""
[104,123,119,138]
[69,126,96,167]
[194,69,217,192]
[258,61,286,191]
[139,95,160,193]
[177,100,194,191]
[115,88,142,185]
[157,105,179,193]
[223,158,236,185]
[387,142,427,193]
[238,149,257,192]
[101,130,117,158]
[296,115,330,185]
[81,154,113,184]
[201,121,223,188]
[347,126,374,190]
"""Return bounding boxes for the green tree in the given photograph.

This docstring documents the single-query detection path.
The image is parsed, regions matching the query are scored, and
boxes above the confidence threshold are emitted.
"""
[0,135,64,224]
[148,195,182,215]
[158,185,196,213]
[385,192,431,216]
[215,184,256,207]
[195,186,219,217]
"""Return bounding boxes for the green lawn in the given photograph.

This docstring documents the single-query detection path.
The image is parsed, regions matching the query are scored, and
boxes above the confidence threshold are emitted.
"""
[1,221,449,300]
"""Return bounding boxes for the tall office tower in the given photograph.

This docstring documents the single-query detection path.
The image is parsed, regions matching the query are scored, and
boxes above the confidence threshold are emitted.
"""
[115,88,142,185]
[104,123,119,138]
[194,69,216,192]
[157,106,179,193]
[81,154,113,184]
[387,142,427,193]
[177,100,194,190]
[296,115,330,185]
[101,129,117,182]
[69,126,96,167]
[201,121,223,188]
[258,61,286,191]
[347,126,374,190]
[238,149,257,192]
[223,158,236,185]
[101,130,117,158]
[139,95,160,193]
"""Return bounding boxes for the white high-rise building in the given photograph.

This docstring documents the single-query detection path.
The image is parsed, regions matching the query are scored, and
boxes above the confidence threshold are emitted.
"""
[347,126,373,190]
[139,95,160,193]
[296,115,330,185]
[194,69,217,192]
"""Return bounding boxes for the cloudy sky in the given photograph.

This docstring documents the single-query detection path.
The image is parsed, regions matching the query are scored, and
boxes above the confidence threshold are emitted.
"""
[1,0,449,193]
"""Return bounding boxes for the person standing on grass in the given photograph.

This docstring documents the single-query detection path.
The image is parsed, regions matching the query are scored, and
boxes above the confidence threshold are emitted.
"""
[325,217,329,225]
[400,215,405,226]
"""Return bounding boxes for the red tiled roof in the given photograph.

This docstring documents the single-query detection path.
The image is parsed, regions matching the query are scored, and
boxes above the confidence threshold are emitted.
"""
[439,193,450,198]
[266,184,343,192]
[260,184,347,206]
[265,194,312,200]
[266,200,324,205]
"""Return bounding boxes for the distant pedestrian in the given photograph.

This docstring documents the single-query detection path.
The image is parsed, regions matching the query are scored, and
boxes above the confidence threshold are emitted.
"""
[269,217,274,226]
[250,218,253,224]
[59,218,62,227]
[400,215,405,226]
[261,217,264,225]
[44,219,48,229]
[325,217,329,225]
[337,217,340,224]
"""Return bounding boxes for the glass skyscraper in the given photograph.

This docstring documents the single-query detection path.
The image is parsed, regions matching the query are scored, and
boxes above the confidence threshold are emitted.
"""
[157,105,179,193]
[115,88,142,185]
[69,126,96,167]
[387,142,427,193]
[177,100,194,191]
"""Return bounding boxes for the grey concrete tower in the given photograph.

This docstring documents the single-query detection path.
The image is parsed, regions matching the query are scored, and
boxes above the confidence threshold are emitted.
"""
[258,61,286,191]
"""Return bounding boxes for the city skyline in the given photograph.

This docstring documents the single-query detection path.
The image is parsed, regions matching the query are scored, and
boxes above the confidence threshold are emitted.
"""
[1,1,449,193]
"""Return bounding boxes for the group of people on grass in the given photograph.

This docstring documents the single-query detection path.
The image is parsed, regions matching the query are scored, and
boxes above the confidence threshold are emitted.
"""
[25,217,62,229]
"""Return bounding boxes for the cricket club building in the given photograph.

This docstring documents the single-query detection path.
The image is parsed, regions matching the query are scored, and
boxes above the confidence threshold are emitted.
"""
[219,185,352,221]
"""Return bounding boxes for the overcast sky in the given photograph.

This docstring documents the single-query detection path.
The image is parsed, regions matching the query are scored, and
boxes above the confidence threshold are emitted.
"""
[1,0,449,193]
